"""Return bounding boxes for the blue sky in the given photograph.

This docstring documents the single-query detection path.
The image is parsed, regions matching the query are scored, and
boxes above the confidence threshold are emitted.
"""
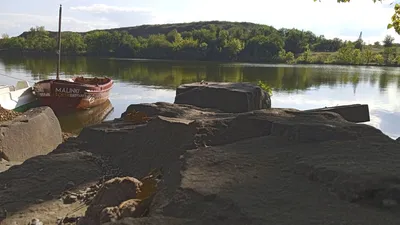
[0,0,399,43]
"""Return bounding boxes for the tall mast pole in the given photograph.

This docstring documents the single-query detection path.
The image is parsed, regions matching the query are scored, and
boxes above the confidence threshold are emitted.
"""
[56,4,62,80]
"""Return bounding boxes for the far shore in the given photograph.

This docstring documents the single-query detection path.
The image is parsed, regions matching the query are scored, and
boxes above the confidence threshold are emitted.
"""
[0,49,399,69]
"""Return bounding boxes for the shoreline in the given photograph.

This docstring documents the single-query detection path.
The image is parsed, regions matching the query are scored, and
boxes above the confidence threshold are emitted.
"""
[0,50,399,68]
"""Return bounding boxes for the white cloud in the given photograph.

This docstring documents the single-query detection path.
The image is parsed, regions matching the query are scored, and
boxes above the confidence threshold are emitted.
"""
[0,0,399,42]
[156,0,397,42]
[0,12,118,35]
[70,4,152,14]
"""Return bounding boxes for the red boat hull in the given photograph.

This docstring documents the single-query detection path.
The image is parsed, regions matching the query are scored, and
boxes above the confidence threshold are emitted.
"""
[33,77,113,110]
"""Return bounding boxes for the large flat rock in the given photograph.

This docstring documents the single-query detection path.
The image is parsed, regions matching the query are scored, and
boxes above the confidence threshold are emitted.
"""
[150,136,400,225]
[2,102,400,224]
[121,102,385,146]
[0,107,63,161]
[174,82,271,113]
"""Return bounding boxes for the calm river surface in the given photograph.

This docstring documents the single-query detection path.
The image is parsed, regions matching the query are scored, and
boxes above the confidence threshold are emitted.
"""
[0,56,399,139]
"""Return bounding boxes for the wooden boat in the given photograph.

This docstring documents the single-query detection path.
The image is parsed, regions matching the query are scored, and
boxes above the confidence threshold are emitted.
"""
[0,80,38,112]
[33,76,113,110]
[32,5,114,110]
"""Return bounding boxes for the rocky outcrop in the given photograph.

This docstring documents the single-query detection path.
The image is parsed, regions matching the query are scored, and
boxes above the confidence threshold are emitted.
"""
[0,107,62,161]
[397,137,400,142]
[1,102,400,225]
[174,82,271,113]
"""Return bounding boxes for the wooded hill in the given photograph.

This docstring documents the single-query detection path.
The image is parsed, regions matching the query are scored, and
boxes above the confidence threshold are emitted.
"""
[1,21,399,66]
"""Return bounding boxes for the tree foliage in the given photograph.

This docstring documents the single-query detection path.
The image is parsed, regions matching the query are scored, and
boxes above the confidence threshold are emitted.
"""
[0,21,399,66]
[0,23,346,62]
[383,35,395,47]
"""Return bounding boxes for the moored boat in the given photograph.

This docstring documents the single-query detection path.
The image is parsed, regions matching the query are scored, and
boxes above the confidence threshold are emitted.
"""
[32,76,113,110]
[32,5,114,111]
[0,80,38,112]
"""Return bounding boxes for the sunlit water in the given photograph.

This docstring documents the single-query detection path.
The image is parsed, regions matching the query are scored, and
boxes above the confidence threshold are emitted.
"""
[0,57,399,139]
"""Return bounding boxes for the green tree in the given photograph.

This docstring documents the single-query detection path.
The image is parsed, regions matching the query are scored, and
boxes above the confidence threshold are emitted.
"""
[336,43,356,64]
[383,35,395,47]
[4,37,27,49]
[62,32,86,54]
[383,46,397,64]
[362,47,373,64]
[279,49,295,63]
[374,54,384,65]
[84,31,114,55]
[283,29,308,54]
[26,26,55,51]
[351,49,363,64]
[181,31,193,39]
[297,45,312,63]
[225,38,244,59]
[217,30,230,49]
[192,29,217,43]
[166,29,183,43]
[147,34,172,48]
[114,31,142,57]
[242,33,284,61]
[4,20,400,66]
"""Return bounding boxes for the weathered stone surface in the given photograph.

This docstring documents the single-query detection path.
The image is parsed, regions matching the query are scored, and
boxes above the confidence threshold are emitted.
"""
[303,104,370,123]
[121,102,225,119]
[0,151,106,225]
[85,177,142,223]
[397,137,400,142]
[2,102,400,225]
[0,106,62,161]
[154,136,400,225]
[120,102,386,146]
[68,114,198,198]
[174,82,271,113]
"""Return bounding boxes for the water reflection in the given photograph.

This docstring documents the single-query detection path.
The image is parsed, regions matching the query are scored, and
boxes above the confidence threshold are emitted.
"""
[2,57,400,92]
[0,56,399,139]
[56,99,114,134]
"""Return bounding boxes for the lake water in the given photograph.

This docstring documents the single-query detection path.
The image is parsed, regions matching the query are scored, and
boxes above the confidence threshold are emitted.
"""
[0,56,399,139]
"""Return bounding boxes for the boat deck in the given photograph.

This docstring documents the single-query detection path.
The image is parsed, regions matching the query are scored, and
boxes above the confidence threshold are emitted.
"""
[0,85,14,95]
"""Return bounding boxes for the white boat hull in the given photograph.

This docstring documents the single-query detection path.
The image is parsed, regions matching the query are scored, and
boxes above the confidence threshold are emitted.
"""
[0,81,37,111]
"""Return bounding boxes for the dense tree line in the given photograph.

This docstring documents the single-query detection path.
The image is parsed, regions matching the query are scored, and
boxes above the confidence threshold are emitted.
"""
[0,22,399,66]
